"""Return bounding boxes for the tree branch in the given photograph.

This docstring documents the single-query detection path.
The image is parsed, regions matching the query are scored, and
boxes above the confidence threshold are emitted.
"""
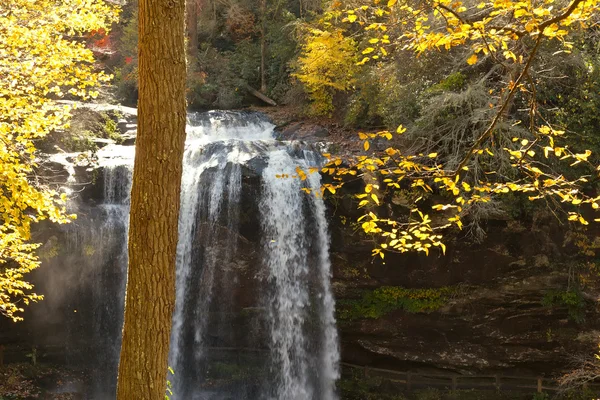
[453,36,542,175]
[539,0,585,29]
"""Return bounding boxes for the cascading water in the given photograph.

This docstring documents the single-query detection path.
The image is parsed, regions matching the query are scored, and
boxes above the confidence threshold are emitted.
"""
[32,111,339,400]
[31,147,134,398]
[168,111,339,399]
[260,150,339,400]
[90,161,132,398]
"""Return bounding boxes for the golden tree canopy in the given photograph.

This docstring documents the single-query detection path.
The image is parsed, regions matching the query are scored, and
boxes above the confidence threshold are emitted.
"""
[296,0,600,258]
[0,0,118,321]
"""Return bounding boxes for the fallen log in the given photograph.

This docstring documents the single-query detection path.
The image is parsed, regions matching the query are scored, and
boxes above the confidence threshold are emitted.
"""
[245,84,277,106]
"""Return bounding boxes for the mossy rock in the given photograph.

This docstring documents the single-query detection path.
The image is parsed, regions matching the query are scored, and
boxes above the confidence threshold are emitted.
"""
[38,108,124,154]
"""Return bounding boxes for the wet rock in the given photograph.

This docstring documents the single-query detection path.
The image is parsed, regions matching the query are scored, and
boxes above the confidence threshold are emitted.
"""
[276,122,330,142]
[91,138,115,148]
[121,130,137,145]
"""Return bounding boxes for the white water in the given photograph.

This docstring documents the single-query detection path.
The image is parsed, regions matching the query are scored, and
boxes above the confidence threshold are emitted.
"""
[306,163,340,400]
[261,150,313,400]
[261,150,339,400]
[169,114,273,391]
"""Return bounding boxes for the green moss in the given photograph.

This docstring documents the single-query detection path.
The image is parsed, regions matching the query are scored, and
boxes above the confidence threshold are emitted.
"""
[556,387,599,400]
[101,112,123,143]
[38,239,59,261]
[542,289,586,323]
[83,244,96,257]
[204,360,265,386]
[60,130,98,153]
[429,72,466,93]
[340,372,596,400]
[207,362,249,380]
[339,372,408,400]
[338,286,456,321]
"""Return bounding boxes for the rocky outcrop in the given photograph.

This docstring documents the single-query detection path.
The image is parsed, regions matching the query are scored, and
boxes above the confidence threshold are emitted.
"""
[327,186,600,378]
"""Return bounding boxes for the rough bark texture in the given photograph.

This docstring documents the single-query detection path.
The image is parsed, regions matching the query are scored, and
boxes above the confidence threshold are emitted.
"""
[260,0,267,94]
[186,0,199,63]
[116,0,186,398]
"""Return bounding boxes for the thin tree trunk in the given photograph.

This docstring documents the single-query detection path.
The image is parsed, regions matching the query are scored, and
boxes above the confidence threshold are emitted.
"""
[260,0,267,94]
[116,0,186,397]
[186,0,199,63]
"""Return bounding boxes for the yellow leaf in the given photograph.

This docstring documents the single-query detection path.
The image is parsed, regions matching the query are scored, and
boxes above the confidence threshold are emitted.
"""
[467,54,478,65]
[542,24,559,37]
[371,193,380,205]
[295,166,307,181]
[364,141,370,151]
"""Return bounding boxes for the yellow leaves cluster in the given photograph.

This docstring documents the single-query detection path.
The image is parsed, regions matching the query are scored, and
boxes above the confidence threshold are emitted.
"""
[0,0,118,321]
[362,209,447,258]
[294,0,600,259]
[312,119,600,258]
[335,0,598,70]
[291,0,600,260]
[293,28,359,115]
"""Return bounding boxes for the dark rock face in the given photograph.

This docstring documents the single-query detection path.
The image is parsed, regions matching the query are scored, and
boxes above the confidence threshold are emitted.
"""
[276,122,330,142]
[326,189,600,377]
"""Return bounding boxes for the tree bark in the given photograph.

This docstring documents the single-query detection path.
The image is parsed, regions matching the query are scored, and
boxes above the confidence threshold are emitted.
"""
[186,0,199,63]
[260,0,267,93]
[116,0,186,397]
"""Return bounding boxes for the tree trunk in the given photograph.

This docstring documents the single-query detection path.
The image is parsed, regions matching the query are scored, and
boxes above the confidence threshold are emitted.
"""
[260,0,267,94]
[116,0,186,397]
[186,0,199,63]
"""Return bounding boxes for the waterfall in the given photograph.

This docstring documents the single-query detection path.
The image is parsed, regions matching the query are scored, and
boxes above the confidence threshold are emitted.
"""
[40,151,134,398]
[36,111,340,400]
[169,145,246,398]
[167,111,339,399]
[261,150,339,400]
[305,164,340,400]
[90,153,133,398]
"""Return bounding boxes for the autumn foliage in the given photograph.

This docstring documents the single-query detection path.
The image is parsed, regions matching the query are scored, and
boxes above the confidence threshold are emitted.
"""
[296,0,600,258]
[0,0,118,321]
